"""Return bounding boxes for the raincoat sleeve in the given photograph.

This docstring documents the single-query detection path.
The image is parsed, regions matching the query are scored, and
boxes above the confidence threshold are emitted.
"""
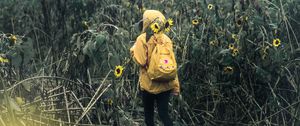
[130,34,147,66]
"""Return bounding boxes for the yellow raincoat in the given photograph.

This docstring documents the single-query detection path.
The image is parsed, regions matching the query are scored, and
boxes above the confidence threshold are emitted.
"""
[130,10,180,94]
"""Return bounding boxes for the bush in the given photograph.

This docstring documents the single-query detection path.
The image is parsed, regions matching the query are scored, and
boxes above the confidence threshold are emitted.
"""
[0,0,299,125]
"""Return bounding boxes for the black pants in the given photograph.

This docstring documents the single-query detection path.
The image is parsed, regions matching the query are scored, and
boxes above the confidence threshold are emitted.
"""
[142,90,173,126]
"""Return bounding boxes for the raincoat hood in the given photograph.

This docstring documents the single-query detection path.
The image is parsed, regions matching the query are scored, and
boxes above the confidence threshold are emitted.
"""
[142,10,166,32]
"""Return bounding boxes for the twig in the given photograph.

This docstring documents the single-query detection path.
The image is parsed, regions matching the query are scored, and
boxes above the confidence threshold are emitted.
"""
[280,0,294,53]
[42,108,96,112]
[75,70,112,125]
[23,117,47,125]
[63,86,71,125]
[0,76,81,93]
[27,113,93,125]
[0,116,6,126]
[234,92,257,125]
[71,92,93,124]
[256,100,300,124]
[47,85,63,93]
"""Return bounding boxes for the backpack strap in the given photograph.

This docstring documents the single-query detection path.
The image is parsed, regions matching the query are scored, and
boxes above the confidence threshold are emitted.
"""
[143,45,149,69]
[143,35,158,69]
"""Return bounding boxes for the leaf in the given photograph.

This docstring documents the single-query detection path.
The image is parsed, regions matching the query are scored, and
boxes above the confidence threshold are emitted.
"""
[218,49,233,66]
[78,54,85,63]
[20,38,34,64]
[22,82,32,92]
[252,15,264,26]
[5,50,20,67]
[255,66,271,82]
[27,103,38,113]
[15,97,25,105]
[8,97,21,112]
[5,38,34,67]
[108,52,120,69]
[269,23,278,29]
[293,48,300,58]
[82,40,93,57]
[114,28,129,40]
[219,48,230,55]
[95,33,107,48]
[135,106,144,113]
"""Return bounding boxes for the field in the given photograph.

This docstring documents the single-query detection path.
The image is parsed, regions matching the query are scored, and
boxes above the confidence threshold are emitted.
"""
[0,0,300,125]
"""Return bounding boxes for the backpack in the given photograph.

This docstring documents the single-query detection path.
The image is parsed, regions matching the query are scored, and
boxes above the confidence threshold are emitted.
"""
[146,39,177,82]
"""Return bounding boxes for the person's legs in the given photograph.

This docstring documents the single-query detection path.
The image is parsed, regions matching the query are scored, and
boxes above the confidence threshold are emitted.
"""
[142,91,155,126]
[156,90,173,126]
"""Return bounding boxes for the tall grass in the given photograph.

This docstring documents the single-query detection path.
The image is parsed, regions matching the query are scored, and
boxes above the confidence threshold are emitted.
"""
[0,0,299,125]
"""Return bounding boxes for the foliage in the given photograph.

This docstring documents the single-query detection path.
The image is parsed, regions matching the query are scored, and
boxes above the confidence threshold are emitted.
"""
[0,0,299,125]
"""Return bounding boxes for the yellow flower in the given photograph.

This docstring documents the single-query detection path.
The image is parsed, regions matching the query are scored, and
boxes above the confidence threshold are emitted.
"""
[210,40,219,46]
[228,43,235,50]
[231,34,239,41]
[273,38,281,47]
[192,19,199,25]
[209,41,213,45]
[232,48,239,57]
[224,66,234,74]
[82,21,89,30]
[150,22,160,33]
[107,98,113,106]
[9,35,17,43]
[243,16,249,21]
[233,48,239,53]
[208,4,214,10]
[114,65,124,78]
[164,18,174,32]
[0,56,9,63]
[236,18,242,27]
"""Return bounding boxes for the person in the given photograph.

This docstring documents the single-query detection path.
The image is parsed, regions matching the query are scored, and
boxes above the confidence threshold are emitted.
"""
[130,10,180,126]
